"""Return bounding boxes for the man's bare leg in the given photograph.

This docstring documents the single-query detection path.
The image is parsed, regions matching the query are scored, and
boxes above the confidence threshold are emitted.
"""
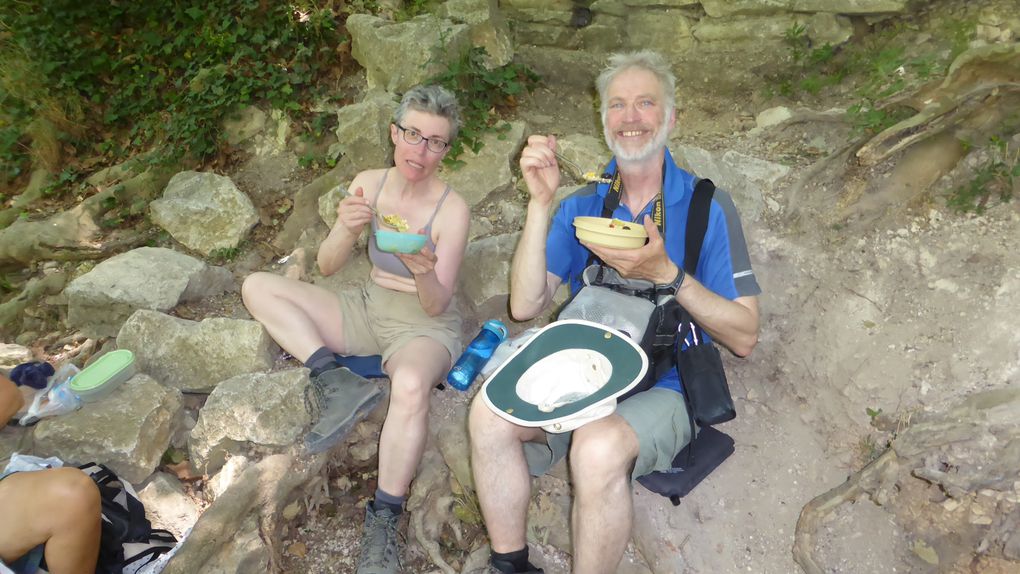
[468,395,546,553]
[0,467,101,574]
[569,415,640,574]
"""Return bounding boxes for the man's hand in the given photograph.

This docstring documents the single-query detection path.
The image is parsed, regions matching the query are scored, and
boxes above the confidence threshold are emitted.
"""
[519,135,561,207]
[582,215,678,284]
[337,186,374,234]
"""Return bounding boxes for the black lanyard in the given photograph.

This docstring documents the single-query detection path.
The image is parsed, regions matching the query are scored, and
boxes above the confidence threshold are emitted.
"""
[600,167,666,234]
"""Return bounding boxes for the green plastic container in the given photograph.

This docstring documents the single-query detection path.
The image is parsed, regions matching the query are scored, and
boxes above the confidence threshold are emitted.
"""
[69,349,136,402]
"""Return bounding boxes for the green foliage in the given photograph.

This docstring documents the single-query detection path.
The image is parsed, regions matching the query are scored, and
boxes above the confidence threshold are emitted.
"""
[0,0,346,182]
[209,245,243,263]
[948,136,1019,213]
[429,47,540,167]
[866,407,883,421]
[395,0,439,22]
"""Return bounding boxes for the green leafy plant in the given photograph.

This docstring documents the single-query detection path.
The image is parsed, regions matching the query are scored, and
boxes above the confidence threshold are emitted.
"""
[429,47,540,167]
[0,0,347,189]
[948,136,1019,213]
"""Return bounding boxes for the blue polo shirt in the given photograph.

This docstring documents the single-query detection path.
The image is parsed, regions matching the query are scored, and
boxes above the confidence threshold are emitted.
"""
[546,152,756,393]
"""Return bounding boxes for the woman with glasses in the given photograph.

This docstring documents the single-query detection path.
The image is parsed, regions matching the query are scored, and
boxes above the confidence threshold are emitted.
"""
[241,85,469,574]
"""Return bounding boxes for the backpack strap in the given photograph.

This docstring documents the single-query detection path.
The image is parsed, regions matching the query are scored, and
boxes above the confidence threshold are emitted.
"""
[684,178,715,274]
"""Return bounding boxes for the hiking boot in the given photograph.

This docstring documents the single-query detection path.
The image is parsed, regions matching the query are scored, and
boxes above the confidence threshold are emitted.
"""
[304,366,382,454]
[356,503,401,574]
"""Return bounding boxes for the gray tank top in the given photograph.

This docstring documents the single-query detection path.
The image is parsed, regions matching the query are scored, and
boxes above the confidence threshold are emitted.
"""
[368,169,450,278]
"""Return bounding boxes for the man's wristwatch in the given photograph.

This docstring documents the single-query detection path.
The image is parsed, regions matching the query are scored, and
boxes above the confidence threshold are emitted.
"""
[655,265,686,294]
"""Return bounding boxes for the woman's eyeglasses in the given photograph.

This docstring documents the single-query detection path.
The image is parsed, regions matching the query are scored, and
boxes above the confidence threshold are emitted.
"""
[395,123,449,153]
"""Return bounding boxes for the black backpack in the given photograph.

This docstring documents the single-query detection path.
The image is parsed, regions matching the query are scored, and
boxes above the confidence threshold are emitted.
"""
[78,463,178,574]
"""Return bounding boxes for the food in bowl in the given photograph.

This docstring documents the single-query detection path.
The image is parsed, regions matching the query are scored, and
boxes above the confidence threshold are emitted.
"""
[381,213,409,232]
[572,216,648,249]
[375,229,427,254]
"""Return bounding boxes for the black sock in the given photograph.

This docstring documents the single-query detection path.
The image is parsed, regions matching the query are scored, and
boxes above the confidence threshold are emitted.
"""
[305,347,339,377]
[372,488,405,515]
[491,547,531,573]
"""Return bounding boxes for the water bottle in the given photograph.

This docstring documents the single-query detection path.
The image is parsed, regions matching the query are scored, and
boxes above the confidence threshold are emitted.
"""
[447,320,509,391]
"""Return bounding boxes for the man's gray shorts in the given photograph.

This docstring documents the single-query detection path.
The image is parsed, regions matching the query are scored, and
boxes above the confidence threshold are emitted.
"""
[523,387,693,480]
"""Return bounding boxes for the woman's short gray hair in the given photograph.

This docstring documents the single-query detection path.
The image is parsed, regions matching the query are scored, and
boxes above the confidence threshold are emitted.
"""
[393,84,461,141]
[596,50,676,119]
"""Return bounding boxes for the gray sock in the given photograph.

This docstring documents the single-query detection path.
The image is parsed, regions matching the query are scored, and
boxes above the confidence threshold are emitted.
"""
[373,488,405,515]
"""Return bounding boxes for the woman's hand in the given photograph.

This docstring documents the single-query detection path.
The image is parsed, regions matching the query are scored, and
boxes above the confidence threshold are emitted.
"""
[397,233,438,278]
[337,186,374,234]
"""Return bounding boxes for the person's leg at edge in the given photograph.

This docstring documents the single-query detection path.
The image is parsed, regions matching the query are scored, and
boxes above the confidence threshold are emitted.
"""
[0,467,101,574]
[241,272,348,363]
[568,414,641,574]
[468,395,547,565]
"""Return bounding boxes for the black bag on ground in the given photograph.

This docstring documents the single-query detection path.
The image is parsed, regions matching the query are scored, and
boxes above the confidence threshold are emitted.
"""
[78,462,177,574]
[636,426,735,506]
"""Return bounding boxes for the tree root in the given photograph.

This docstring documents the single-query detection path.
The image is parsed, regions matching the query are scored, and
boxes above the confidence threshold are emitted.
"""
[0,271,67,337]
[792,449,899,574]
[856,44,1020,167]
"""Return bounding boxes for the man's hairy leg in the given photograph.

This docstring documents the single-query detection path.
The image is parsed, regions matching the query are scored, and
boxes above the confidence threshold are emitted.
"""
[468,396,545,553]
[0,468,101,574]
[569,416,640,574]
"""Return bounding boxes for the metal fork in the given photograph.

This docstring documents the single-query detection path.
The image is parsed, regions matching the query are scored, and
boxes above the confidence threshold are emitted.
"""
[553,151,585,177]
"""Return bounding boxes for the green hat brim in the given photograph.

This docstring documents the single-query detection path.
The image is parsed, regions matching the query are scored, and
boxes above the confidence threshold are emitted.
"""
[482,319,648,429]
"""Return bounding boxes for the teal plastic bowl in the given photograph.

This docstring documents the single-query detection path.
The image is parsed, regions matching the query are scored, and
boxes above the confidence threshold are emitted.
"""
[375,230,427,254]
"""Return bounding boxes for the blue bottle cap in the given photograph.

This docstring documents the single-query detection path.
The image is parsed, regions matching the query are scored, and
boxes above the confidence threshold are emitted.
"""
[482,319,509,340]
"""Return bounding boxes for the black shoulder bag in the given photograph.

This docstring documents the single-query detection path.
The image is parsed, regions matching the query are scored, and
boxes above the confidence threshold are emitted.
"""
[635,178,737,505]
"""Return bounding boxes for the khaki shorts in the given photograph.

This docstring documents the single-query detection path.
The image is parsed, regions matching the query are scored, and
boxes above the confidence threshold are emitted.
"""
[338,282,462,366]
[523,387,693,480]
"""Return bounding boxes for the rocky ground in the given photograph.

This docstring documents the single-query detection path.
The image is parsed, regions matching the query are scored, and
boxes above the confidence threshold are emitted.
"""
[3,0,1019,573]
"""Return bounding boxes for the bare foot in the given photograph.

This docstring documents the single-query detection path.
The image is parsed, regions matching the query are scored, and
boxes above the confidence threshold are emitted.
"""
[281,248,308,281]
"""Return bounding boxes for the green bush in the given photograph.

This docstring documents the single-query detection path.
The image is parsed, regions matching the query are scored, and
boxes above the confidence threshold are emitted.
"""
[429,47,540,167]
[0,0,346,182]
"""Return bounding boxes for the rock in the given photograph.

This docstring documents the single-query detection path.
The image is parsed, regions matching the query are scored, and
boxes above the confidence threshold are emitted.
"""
[671,144,790,220]
[700,0,907,17]
[334,92,399,172]
[625,11,694,59]
[693,15,801,44]
[221,105,267,146]
[438,0,514,68]
[318,183,344,228]
[460,233,519,310]
[138,472,201,539]
[756,106,795,129]
[32,374,182,484]
[188,368,311,474]
[347,14,470,93]
[150,171,259,256]
[439,121,527,207]
[515,46,602,89]
[206,455,252,502]
[578,18,626,53]
[0,343,33,371]
[65,247,233,338]
[117,310,277,393]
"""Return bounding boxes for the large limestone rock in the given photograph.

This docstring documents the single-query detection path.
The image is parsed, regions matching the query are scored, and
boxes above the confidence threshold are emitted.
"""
[138,473,201,539]
[439,121,527,207]
[700,0,908,17]
[188,368,310,474]
[460,232,519,310]
[694,13,852,45]
[65,247,233,338]
[625,11,694,59]
[150,171,259,256]
[117,310,278,393]
[555,134,612,180]
[32,374,182,483]
[0,343,33,370]
[671,144,790,221]
[334,92,399,172]
[347,14,470,93]
[438,0,514,68]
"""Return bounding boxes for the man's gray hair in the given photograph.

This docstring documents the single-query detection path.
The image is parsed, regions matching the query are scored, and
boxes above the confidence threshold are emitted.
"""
[595,50,676,118]
[393,84,461,141]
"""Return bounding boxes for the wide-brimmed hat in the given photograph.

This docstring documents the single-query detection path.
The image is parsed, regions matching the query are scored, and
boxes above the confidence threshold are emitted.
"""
[481,319,648,433]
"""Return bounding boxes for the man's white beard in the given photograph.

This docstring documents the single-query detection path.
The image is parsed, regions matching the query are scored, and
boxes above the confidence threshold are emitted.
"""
[603,112,671,164]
